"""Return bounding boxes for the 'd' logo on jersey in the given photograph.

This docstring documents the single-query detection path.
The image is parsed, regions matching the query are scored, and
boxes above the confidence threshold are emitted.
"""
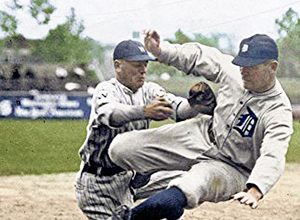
[233,106,257,137]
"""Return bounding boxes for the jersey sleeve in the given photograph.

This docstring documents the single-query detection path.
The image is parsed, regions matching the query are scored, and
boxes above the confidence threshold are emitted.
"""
[246,107,293,195]
[157,41,238,83]
[91,82,145,128]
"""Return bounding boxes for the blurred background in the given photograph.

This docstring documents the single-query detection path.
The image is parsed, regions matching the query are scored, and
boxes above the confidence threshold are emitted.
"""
[0,0,300,175]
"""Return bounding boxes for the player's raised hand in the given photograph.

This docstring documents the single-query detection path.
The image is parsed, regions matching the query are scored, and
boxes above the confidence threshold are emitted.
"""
[143,29,161,57]
[144,97,173,121]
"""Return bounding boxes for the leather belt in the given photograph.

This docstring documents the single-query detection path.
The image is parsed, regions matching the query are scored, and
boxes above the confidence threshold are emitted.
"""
[83,164,124,176]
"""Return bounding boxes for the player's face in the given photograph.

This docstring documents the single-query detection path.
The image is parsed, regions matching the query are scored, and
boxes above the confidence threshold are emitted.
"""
[240,60,277,93]
[115,60,148,92]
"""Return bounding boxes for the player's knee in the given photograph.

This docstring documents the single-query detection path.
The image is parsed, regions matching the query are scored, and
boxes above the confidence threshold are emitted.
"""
[109,135,125,163]
[109,133,138,167]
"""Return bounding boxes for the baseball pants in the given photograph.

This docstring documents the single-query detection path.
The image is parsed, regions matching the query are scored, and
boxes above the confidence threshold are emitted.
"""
[75,169,133,220]
[134,170,184,200]
[75,166,184,219]
[109,115,249,208]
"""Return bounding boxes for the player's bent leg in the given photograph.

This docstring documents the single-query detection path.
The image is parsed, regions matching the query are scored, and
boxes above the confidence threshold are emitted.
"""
[126,160,247,220]
[109,116,212,174]
[130,186,187,220]
[75,171,133,220]
[168,160,249,208]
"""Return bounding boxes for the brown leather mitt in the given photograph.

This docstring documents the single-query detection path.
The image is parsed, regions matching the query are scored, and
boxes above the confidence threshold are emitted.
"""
[187,81,217,115]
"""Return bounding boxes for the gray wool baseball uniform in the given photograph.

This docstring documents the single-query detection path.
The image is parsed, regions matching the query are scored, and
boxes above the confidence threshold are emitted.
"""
[75,77,191,219]
[109,42,294,208]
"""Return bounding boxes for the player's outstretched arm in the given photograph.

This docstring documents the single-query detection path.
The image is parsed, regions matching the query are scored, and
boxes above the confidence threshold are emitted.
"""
[232,185,263,209]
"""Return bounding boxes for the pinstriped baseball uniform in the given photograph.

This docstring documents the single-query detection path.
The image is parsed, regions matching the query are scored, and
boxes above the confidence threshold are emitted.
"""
[75,77,187,219]
[109,41,294,208]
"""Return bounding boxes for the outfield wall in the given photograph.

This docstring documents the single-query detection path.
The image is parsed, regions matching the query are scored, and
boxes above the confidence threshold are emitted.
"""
[1,91,300,120]
[0,91,92,119]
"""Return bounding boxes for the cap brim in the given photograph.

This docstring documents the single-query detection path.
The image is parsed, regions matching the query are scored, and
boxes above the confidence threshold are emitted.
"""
[124,54,156,62]
[232,56,269,67]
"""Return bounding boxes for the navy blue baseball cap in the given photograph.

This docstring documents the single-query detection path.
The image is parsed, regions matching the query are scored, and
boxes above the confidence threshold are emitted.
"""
[232,34,278,67]
[113,40,155,61]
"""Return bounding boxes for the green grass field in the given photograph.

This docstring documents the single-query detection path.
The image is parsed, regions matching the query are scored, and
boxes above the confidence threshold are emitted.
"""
[1,119,299,176]
[0,119,87,175]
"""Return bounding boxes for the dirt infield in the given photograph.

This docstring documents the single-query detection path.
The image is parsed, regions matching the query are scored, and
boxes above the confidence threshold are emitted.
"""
[0,164,299,220]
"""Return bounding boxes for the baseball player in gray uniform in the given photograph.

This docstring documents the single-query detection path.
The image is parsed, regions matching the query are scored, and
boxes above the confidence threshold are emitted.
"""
[108,30,294,220]
[75,39,216,220]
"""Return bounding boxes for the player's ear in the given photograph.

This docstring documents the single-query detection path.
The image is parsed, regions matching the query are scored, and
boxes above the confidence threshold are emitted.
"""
[268,60,278,73]
[114,60,121,68]
[114,60,123,73]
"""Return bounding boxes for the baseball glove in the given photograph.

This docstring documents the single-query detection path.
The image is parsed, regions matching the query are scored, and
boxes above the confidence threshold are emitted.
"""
[187,81,217,115]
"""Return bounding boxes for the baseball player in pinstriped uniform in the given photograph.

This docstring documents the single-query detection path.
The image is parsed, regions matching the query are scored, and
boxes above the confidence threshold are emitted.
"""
[108,30,294,220]
[75,40,216,220]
